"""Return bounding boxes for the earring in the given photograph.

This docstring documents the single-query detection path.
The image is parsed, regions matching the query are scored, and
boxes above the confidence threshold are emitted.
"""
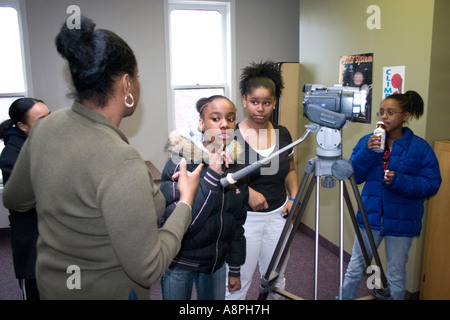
[125,93,134,108]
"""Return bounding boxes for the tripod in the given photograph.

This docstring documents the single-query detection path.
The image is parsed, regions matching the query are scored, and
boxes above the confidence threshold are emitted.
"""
[256,126,390,300]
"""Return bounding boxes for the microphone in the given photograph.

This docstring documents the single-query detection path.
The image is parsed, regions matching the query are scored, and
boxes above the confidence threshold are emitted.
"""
[220,161,264,187]
[219,125,314,187]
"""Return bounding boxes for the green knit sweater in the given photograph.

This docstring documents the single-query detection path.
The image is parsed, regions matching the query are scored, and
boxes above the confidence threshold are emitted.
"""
[3,101,191,299]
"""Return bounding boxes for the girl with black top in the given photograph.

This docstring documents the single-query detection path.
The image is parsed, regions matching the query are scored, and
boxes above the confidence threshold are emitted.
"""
[226,61,299,300]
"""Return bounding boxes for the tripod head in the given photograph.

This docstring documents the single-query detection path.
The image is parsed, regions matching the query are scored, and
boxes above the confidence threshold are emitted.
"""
[304,105,354,188]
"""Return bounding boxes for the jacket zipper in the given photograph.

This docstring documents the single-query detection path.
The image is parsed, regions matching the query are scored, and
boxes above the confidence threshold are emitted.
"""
[211,187,224,273]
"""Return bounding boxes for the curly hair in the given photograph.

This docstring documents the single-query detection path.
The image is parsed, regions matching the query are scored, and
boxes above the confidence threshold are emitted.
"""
[239,60,284,100]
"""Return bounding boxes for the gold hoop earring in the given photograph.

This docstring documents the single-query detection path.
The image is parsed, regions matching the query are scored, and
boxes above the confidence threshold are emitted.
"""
[125,93,134,108]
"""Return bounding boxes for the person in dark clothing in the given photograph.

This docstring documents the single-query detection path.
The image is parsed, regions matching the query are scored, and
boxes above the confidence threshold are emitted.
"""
[0,97,50,300]
[159,95,248,300]
[225,61,299,300]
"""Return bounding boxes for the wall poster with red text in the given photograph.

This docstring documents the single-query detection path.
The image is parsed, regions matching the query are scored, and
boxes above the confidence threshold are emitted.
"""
[339,53,373,123]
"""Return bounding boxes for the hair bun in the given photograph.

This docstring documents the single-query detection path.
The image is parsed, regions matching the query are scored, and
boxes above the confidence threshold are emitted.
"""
[54,15,137,107]
[55,16,96,64]
[196,97,210,113]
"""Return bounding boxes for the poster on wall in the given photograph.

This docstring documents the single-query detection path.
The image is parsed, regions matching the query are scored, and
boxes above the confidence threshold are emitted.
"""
[339,53,373,123]
[382,66,405,98]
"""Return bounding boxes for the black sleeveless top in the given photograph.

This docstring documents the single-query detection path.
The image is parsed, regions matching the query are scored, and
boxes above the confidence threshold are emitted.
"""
[235,122,293,212]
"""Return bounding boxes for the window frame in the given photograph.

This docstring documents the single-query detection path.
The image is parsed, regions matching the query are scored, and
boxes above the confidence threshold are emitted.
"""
[0,0,31,184]
[0,0,31,100]
[165,0,235,131]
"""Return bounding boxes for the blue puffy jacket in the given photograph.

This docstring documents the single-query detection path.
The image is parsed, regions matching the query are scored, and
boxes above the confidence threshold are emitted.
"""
[350,127,441,237]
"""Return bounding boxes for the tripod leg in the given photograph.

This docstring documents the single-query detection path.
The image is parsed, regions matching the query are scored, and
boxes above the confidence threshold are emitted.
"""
[348,175,389,291]
[257,171,316,300]
[343,183,371,267]
[314,176,320,300]
[277,174,317,274]
[339,180,345,300]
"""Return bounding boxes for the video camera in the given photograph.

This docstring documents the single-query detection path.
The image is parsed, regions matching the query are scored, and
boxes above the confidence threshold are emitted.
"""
[302,84,367,129]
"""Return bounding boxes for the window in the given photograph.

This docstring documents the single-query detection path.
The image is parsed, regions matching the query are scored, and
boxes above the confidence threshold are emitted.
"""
[0,2,27,184]
[0,3,27,122]
[166,1,233,130]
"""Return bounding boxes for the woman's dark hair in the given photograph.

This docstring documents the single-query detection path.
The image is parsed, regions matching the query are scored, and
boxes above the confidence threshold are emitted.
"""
[239,60,284,100]
[385,90,424,119]
[55,16,137,107]
[196,95,235,116]
[0,98,44,139]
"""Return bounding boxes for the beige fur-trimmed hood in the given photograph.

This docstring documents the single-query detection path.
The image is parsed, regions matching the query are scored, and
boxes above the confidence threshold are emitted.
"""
[165,128,243,165]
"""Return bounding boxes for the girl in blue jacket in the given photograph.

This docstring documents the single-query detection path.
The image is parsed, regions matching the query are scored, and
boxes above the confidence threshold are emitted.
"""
[342,91,441,300]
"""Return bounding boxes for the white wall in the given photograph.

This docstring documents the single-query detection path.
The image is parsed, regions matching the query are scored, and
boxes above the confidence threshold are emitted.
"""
[23,0,299,170]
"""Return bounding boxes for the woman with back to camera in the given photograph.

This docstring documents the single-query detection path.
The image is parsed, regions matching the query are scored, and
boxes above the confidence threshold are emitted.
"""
[0,97,50,300]
[342,91,441,300]
[159,95,248,300]
[2,16,202,300]
[225,61,299,300]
